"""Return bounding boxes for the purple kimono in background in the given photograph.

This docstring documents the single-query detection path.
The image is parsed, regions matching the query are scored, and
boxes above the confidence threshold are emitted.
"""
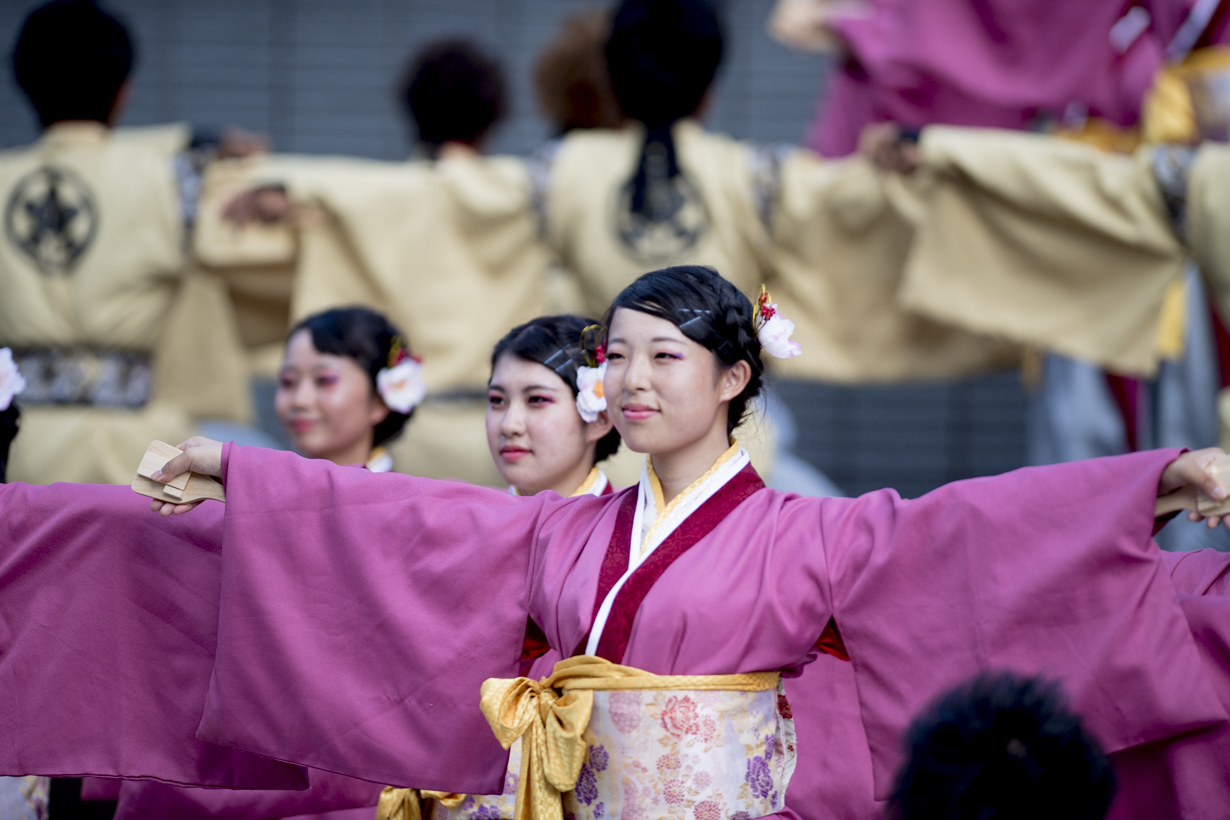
[113,770,380,820]
[3,444,1230,818]
[810,0,1230,157]
[192,444,1229,817]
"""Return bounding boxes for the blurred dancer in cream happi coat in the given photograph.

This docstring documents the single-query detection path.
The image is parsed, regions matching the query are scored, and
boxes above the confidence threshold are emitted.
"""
[199,41,549,485]
[0,0,251,484]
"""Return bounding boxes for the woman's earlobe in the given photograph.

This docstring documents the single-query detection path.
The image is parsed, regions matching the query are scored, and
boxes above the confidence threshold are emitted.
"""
[722,360,753,400]
[586,410,615,442]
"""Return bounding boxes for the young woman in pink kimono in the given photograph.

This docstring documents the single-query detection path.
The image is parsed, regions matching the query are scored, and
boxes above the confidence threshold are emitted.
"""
[4,266,1230,820]
[110,307,427,819]
[402,314,626,820]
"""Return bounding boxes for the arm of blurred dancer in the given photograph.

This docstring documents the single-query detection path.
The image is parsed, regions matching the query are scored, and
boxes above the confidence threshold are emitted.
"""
[858,122,921,174]
[767,0,850,53]
[1156,447,1230,529]
[222,184,293,225]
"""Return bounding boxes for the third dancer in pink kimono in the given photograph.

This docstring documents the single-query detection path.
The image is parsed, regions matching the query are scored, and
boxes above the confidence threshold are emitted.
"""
[5,265,1230,819]
[381,314,625,820]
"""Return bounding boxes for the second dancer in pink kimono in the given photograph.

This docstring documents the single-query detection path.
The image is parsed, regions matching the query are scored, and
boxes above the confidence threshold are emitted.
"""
[392,313,625,820]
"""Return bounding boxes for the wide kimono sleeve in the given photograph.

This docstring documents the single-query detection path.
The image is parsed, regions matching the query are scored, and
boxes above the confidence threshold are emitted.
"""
[197,444,571,795]
[895,127,1185,377]
[819,449,1230,800]
[1161,548,1230,597]
[0,481,306,789]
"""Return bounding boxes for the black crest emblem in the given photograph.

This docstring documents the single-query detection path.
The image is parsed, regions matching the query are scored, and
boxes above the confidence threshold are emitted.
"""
[613,168,711,265]
[4,165,99,275]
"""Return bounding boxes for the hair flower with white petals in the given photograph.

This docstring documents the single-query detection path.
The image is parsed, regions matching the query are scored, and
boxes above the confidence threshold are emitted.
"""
[575,362,607,423]
[0,348,26,411]
[377,340,426,414]
[754,286,802,359]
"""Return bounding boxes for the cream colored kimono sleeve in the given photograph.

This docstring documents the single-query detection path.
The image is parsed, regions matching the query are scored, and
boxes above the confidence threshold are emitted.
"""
[767,150,1019,382]
[896,127,1186,377]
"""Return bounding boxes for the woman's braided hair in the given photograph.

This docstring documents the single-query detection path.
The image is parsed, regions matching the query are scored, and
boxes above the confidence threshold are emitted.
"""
[597,265,763,435]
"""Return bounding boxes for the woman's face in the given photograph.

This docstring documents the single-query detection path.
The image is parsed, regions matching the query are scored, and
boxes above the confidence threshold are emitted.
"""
[276,329,390,465]
[487,352,612,495]
[604,308,746,456]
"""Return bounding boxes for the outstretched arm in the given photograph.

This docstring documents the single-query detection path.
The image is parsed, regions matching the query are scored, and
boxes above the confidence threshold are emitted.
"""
[193,442,568,794]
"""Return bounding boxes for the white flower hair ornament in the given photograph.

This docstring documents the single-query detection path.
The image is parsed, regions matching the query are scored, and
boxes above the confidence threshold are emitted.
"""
[754,286,802,359]
[0,348,26,412]
[574,328,608,423]
[376,338,426,414]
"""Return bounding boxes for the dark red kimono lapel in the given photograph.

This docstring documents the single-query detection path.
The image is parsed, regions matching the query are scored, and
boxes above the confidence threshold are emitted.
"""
[577,463,765,662]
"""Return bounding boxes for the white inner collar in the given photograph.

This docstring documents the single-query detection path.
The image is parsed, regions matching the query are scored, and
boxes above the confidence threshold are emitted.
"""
[585,447,749,656]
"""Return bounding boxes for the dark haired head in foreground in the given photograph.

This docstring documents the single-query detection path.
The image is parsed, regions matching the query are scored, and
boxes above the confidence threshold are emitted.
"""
[399,39,507,155]
[890,672,1116,820]
[13,0,135,128]
[602,265,763,436]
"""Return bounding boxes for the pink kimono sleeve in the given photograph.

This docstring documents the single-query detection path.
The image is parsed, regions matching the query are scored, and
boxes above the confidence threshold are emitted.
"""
[821,449,1230,800]
[1161,548,1230,597]
[0,481,306,789]
[198,444,563,795]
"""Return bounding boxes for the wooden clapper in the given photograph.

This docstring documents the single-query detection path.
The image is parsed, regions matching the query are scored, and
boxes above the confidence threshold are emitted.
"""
[131,440,226,504]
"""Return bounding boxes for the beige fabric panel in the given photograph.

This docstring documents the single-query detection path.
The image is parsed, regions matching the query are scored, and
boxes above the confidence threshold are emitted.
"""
[8,403,195,485]
[546,122,771,317]
[110,122,192,155]
[152,268,253,424]
[1188,143,1230,328]
[388,401,503,485]
[768,151,1017,382]
[897,127,1185,377]
[0,122,185,350]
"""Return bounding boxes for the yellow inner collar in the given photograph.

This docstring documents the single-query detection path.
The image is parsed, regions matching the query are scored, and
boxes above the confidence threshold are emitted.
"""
[510,466,602,498]
[570,467,602,498]
[643,441,740,551]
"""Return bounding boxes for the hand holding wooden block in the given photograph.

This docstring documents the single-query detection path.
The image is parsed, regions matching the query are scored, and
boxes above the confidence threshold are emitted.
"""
[131,440,226,504]
[1196,455,1230,518]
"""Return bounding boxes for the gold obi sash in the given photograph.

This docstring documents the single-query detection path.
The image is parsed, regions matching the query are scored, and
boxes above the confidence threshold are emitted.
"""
[378,656,787,820]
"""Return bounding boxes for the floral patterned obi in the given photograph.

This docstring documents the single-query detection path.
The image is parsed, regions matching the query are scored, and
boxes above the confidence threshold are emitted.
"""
[440,680,796,820]
[565,682,796,820]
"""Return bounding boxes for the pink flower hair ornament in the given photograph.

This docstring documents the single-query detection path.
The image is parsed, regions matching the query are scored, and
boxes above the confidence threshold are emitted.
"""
[576,324,608,423]
[753,286,802,359]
